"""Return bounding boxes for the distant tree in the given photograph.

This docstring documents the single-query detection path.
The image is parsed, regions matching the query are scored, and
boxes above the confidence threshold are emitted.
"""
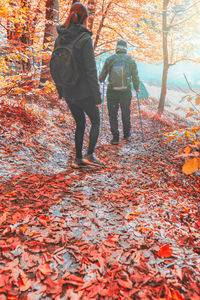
[157,0,200,114]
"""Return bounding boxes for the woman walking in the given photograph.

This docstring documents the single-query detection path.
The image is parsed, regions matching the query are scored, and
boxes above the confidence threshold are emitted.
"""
[53,2,102,168]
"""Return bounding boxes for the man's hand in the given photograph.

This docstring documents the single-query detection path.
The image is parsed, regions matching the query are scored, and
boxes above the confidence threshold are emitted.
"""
[96,104,102,107]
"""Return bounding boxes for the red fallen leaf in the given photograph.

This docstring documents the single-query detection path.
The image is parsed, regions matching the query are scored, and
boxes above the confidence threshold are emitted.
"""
[172,291,185,300]
[38,263,52,275]
[2,226,11,236]
[17,270,31,292]
[45,277,63,294]
[99,288,112,297]
[44,237,55,244]
[0,212,7,226]
[43,252,53,262]
[157,244,173,258]
[0,274,9,288]
[0,244,11,251]
[77,280,95,291]
[116,278,132,289]
[40,216,51,222]
[65,274,84,283]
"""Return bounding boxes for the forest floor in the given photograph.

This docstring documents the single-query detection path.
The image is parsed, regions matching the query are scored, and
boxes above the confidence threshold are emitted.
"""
[0,93,199,300]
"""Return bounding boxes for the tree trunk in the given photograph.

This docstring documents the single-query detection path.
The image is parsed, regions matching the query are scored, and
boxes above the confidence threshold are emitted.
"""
[7,1,22,42]
[20,0,32,72]
[7,0,32,73]
[158,0,169,115]
[40,0,59,84]
[87,0,97,31]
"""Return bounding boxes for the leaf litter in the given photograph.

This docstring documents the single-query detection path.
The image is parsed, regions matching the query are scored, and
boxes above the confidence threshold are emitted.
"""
[0,96,199,299]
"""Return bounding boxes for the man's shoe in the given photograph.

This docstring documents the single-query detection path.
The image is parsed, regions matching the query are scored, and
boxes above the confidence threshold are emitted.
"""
[111,139,119,145]
[83,153,104,166]
[123,135,131,142]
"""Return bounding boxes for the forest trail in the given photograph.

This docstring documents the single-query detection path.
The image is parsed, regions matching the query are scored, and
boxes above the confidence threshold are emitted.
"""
[0,96,199,299]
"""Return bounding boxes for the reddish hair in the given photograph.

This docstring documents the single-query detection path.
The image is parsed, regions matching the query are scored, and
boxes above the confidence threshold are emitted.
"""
[65,2,89,29]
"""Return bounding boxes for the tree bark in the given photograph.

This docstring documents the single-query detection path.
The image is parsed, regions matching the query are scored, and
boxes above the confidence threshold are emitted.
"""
[20,0,32,72]
[40,0,59,84]
[7,1,17,41]
[158,0,169,115]
[87,0,97,31]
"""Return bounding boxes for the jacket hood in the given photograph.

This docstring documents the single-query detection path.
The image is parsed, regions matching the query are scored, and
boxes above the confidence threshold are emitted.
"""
[56,24,92,43]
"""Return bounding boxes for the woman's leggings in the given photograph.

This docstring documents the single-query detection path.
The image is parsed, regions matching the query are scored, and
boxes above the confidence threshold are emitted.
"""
[65,97,100,159]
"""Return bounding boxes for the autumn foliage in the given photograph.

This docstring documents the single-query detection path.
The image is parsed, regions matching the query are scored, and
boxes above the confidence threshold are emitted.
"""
[0,0,200,299]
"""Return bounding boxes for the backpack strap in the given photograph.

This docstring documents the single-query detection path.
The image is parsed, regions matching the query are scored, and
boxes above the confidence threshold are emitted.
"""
[108,55,119,72]
[72,32,86,45]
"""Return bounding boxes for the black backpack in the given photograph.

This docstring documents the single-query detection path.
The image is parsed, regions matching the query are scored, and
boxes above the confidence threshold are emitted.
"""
[109,56,130,91]
[50,32,85,89]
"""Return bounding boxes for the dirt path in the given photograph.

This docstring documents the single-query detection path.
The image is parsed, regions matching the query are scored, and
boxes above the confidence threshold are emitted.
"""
[0,97,199,299]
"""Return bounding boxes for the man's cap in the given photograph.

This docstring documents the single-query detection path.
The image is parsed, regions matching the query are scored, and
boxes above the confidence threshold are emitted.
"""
[116,39,127,51]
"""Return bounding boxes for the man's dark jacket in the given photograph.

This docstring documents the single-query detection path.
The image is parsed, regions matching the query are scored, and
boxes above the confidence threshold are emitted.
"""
[53,24,101,105]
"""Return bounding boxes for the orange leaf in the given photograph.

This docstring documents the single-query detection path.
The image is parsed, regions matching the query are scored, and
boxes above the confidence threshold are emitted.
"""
[172,290,185,300]
[195,96,200,105]
[20,224,27,234]
[18,270,31,292]
[38,263,52,275]
[185,146,191,154]
[182,158,199,175]
[157,243,173,258]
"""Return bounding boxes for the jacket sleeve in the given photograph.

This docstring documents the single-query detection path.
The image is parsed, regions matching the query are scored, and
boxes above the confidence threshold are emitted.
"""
[82,37,102,105]
[99,59,109,83]
[130,59,140,91]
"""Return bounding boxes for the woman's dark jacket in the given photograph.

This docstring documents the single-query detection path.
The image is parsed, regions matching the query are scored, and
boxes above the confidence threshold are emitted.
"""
[54,24,101,105]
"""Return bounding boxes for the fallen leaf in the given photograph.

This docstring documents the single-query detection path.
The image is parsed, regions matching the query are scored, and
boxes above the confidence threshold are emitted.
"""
[157,244,173,258]
[116,278,132,289]
[182,158,199,175]
[38,263,52,275]
[172,290,185,300]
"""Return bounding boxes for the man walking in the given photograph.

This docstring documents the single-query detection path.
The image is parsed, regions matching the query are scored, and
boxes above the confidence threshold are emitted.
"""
[99,39,140,145]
